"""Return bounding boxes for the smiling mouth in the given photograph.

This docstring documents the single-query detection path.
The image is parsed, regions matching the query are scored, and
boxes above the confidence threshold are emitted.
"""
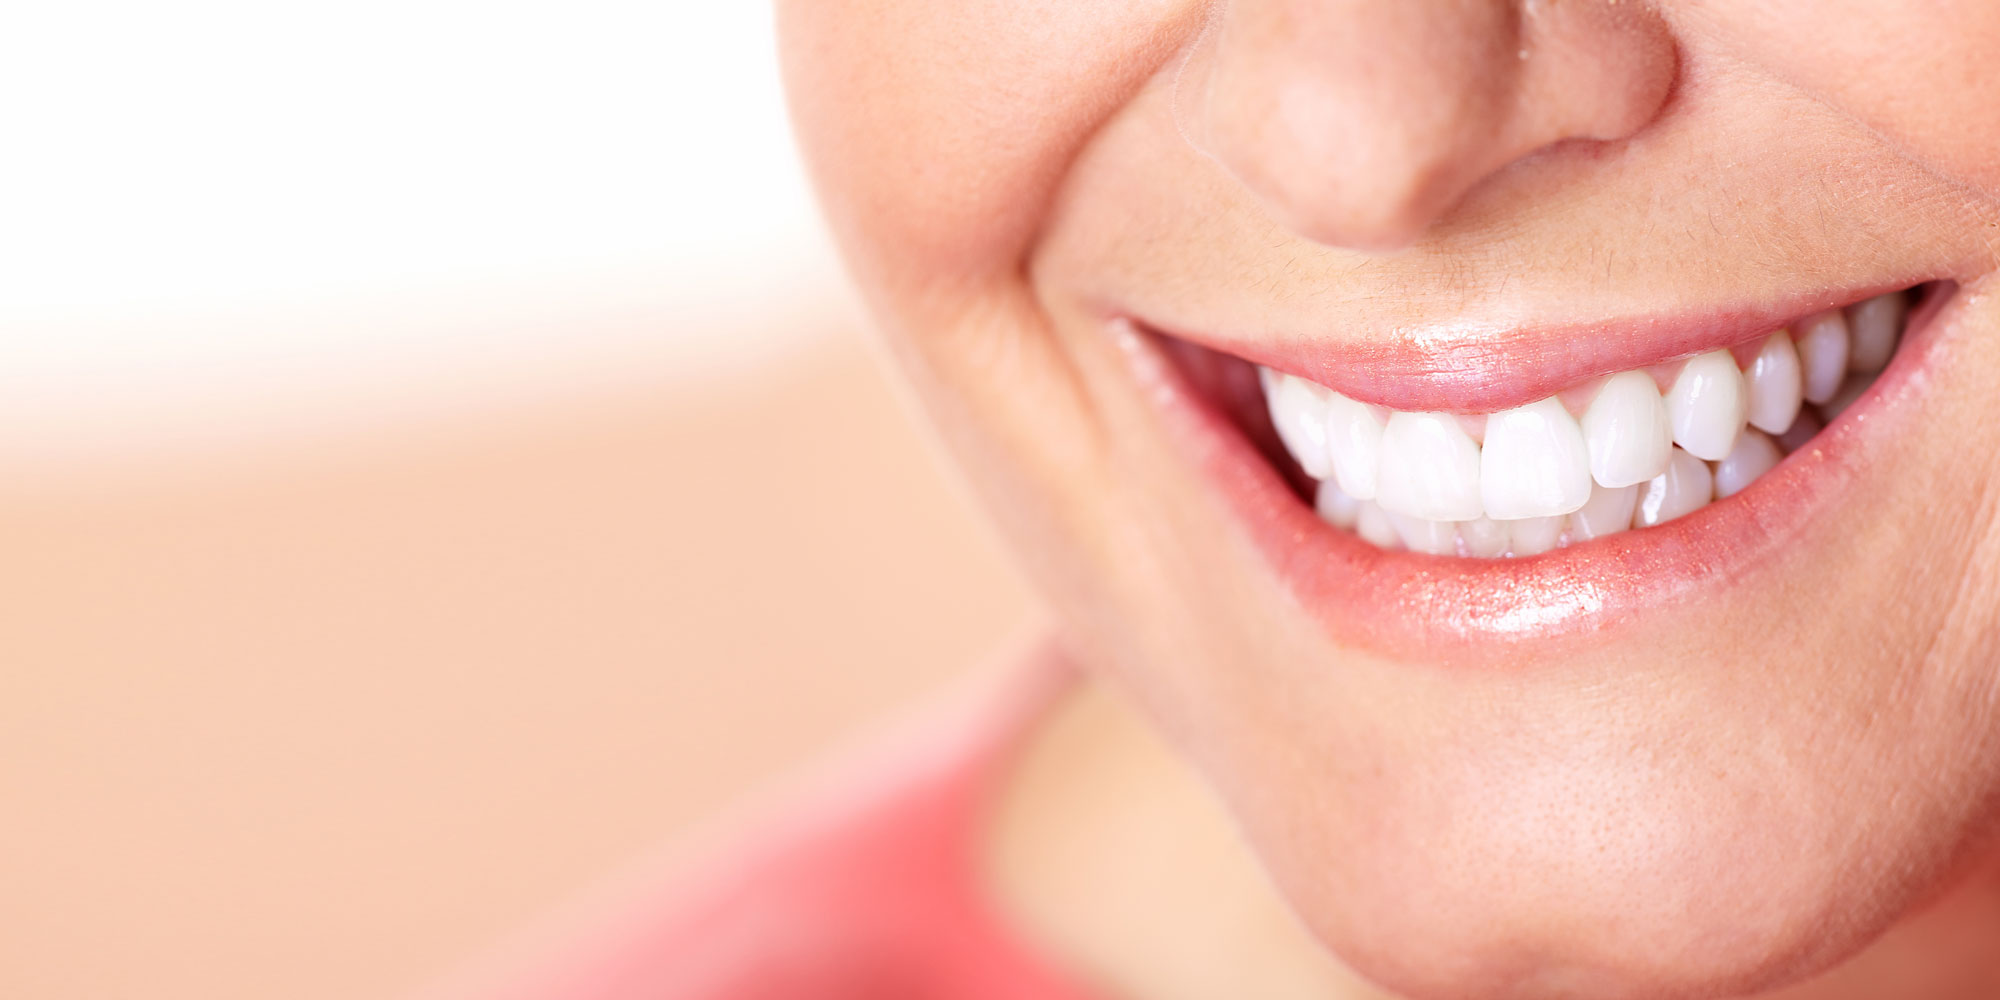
[1250,286,1932,557]
[1116,278,1958,653]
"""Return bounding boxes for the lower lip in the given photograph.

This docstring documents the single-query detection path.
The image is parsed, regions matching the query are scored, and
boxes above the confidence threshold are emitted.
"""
[1119,286,1958,667]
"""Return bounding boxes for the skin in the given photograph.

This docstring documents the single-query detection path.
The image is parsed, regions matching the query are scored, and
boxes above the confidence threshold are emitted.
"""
[775,2,2000,998]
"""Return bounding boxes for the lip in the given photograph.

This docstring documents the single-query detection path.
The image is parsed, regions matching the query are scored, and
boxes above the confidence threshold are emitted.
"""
[1145,280,1939,414]
[1116,281,1959,665]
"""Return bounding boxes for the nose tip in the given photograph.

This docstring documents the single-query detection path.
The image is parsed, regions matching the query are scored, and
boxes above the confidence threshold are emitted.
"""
[1178,0,1677,253]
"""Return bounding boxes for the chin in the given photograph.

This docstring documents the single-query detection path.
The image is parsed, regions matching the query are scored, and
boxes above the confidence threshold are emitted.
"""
[1260,782,1945,1000]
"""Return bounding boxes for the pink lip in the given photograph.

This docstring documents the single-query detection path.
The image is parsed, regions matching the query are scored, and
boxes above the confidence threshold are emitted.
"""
[1119,283,1956,666]
[1148,280,1934,413]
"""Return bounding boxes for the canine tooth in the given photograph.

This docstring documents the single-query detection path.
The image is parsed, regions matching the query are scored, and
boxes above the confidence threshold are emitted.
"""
[1264,370,1333,479]
[1634,447,1714,528]
[1314,479,1362,529]
[1819,374,1872,421]
[1388,511,1459,555]
[1775,409,1824,453]
[1845,293,1904,373]
[1458,517,1511,558]
[1581,371,1674,488]
[1354,500,1402,550]
[1567,482,1639,541]
[1323,392,1385,500]
[1745,332,1804,435]
[1508,516,1564,556]
[1665,350,1748,462]
[1712,429,1781,499]
[1795,310,1851,404]
[1376,412,1483,521]
[1480,397,1592,520]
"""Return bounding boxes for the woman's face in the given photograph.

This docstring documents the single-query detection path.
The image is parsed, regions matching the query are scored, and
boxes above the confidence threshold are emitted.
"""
[777,2,2000,997]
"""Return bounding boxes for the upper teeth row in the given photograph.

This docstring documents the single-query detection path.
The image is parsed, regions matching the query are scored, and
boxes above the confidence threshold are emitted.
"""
[1261,292,1906,524]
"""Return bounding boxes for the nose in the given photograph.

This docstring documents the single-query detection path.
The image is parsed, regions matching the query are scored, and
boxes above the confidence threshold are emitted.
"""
[1177,0,1677,252]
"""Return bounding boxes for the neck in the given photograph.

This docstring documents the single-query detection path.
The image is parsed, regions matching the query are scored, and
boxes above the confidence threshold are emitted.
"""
[980,665,2000,1000]
[980,669,1395,1000]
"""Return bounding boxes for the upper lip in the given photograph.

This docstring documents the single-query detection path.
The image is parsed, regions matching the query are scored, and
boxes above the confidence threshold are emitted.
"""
[1132,279,1935,413]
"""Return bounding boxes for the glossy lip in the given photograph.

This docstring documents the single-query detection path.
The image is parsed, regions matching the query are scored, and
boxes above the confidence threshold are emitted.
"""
[1151,281,1937,414]
[1116,282,1959,666]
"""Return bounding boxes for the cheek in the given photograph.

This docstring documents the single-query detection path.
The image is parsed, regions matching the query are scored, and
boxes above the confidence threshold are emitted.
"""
[772,1,1215,664]
[775,0,1198,309]
[1683,0,2000,198]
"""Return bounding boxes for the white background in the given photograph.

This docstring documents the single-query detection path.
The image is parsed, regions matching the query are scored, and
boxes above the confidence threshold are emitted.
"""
[0,1,845,462]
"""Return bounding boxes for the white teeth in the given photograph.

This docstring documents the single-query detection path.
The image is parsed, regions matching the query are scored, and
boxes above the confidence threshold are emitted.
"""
[1479,397,1592,520]
[1260,288,1909,557]
[1314,479,1362,529]
[1375,411,1484,521]
[1712,429,1781,499]
[1634,447,1714,528]
[1580,371,1674,489]
[1322,391,1385,500]
[1457,517,1511,558]
[1664,349,1748,462]
[1795,310,1852,404]
[1745,332,1804,435]
[1845,293,1904,373]
[1265,373,1334,479]
[1388,510,1459,555]
[1353,500,1402,550]
[1567,482,1639,542]
[1507,515,1564,556]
